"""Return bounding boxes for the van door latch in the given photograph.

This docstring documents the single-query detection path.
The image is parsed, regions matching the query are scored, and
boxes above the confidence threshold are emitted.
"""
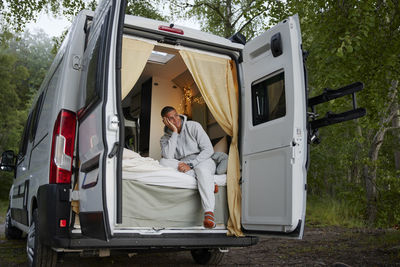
[109,115,119,131]
[72,55,81,70]
[108,142,119,158]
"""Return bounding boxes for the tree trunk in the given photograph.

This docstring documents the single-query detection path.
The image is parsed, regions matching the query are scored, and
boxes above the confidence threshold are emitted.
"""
[391,103,400,170]
[363,80,398,226]
[364,130,384,226]
[351,122,363,184]
[224,0,234,38]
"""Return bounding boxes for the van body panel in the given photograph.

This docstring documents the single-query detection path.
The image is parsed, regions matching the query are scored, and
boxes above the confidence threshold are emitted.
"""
[77,0,125,240]
[240,15,307,237]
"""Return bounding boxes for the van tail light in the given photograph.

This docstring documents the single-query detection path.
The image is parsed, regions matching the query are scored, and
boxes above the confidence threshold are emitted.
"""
[49,109,77,184]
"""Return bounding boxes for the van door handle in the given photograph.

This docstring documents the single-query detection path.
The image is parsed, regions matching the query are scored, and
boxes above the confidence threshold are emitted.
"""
[80,154,100,173]
[108,142,119,158]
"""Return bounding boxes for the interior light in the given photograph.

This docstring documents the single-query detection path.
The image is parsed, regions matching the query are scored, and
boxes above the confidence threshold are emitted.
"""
[152,51,167,57]
[148,50,175,64]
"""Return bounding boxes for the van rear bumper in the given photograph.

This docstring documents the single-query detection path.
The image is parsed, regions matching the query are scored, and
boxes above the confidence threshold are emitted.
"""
[53,233,258,250]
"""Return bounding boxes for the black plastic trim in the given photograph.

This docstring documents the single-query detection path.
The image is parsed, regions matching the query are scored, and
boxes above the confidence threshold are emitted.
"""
[243,219,302,238]
[80,154,100,173]
[37,184,71,246]
[271,32,283,57]
[99,7,112,242]
[115,0,126,225]
[11,208,28,226]
[79,212,107,240]
[51,233,258,249]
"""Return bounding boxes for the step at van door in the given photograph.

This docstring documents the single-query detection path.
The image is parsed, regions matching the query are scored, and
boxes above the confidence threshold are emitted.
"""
[241,15,307,239]
[77,0,126,241]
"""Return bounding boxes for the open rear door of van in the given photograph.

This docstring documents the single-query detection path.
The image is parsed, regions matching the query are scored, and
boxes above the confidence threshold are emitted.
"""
[77,0,126,241]
[241,15,307,238]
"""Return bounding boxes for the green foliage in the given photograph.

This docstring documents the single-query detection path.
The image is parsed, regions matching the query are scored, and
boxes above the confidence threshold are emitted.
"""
[280,0,400,227]
[0,0,93,32]
[306,195,365,228]
[0,30,53,199]
[126,0,168,21]
[375,174,400,228]
[169,0,283,39]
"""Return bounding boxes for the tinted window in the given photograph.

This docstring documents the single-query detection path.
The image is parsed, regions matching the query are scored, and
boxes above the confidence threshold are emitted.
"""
[18,112,33,158]
[29,93,44,142]
[85,36,102,108]
[35,59,63,141]
[251,72,285,126]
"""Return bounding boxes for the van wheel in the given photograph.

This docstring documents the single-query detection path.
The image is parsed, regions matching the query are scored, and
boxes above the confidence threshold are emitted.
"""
[27,209,57,267]
[5,208,23,239]
[190,248,224,265]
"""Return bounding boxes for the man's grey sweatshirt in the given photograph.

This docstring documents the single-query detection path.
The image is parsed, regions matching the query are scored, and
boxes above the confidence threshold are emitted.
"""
[160,115,214,167]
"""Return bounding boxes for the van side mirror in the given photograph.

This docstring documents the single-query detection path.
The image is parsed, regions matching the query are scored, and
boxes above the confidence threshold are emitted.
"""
[0,150,15,172]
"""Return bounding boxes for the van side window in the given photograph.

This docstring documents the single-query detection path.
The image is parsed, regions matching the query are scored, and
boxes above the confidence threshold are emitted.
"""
[35,59,63,142]
[251,72,286,126]
[18,112,33,159]
[28,93,44,142]
[84,28,102,108]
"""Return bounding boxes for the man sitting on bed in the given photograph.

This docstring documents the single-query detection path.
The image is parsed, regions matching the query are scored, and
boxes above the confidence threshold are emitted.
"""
[159,106,217,229]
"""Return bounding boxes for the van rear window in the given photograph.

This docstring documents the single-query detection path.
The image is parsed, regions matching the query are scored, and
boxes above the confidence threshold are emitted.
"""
[251,71,286,126]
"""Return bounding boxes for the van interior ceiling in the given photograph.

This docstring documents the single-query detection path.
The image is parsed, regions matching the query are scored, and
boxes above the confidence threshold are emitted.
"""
[118,35,236,230]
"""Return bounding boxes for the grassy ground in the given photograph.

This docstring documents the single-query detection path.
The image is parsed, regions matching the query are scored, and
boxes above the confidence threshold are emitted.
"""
[0,199,8,216]
[306,195,365,228]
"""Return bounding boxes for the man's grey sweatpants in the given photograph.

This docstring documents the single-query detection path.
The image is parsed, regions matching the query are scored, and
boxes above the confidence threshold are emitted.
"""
[159,158,216,212]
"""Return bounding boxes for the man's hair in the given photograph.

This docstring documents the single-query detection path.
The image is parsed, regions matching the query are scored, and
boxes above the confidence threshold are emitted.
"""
[161,106,176,117]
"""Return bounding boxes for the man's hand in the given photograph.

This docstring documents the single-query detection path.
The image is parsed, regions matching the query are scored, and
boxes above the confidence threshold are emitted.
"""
[163,117,178,133]
[178,162,191,173]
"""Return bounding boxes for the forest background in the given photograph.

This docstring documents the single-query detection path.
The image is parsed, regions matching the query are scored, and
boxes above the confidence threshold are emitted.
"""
[0,0,399,228]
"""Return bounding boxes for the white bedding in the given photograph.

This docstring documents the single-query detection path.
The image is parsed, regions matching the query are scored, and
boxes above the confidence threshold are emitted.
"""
[122,148,226,189]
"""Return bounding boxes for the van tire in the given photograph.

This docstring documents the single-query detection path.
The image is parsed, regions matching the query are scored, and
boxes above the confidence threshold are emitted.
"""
[190,248,224,265]
[5,208,23,240]
[27,209,57,267]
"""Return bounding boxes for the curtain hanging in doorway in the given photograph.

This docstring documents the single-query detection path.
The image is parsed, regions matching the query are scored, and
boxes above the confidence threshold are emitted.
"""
[121,38,155,100]
[179,50,243,237]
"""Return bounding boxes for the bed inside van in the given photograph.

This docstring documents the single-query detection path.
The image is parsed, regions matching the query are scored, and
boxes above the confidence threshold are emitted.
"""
[118,36,238,230]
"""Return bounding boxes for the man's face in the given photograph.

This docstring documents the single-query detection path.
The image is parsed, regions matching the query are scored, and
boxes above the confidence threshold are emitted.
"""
[165,109,181,130]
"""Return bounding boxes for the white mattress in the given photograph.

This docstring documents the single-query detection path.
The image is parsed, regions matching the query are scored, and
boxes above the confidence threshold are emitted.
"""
[122,148,226,189]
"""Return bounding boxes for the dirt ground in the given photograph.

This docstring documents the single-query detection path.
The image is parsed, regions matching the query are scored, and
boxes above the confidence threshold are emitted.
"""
[0,224,399,267]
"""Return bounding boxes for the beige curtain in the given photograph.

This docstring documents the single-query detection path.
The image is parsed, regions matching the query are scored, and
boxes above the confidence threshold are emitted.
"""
[268,81,284,113]
[179,50,243,237]
[121,38,155,100]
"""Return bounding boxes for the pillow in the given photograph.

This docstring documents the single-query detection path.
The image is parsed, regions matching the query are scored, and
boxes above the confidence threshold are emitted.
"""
[213,135,228,153]
[212,152,228,175]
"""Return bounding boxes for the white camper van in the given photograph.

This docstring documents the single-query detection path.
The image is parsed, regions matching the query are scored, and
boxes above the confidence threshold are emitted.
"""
[0,0,365,266]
